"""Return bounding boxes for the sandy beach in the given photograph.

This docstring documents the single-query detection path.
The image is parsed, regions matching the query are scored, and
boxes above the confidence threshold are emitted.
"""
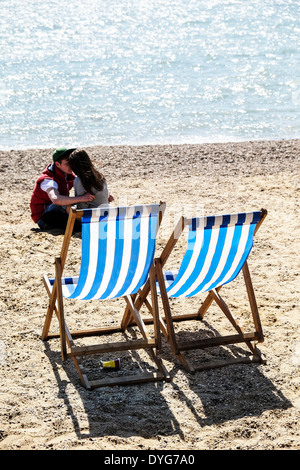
[0,139,299,450]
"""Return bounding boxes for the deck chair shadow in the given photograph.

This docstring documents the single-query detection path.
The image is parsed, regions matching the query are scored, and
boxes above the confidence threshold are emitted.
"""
[133,209,267,373]
[41,203,170,390]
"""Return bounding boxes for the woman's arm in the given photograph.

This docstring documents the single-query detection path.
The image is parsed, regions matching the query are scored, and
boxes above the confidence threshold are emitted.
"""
[47,187,95,206]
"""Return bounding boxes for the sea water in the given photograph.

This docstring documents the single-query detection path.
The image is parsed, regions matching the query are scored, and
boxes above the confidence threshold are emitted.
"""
[0,0,299,150]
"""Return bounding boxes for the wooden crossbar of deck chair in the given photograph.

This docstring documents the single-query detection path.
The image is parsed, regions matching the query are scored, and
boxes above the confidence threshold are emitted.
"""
[41,202,170,390]
[134,209,267,373]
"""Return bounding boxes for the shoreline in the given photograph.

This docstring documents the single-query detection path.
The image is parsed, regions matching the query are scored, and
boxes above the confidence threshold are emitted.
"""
[0,138,299,450]
[1,138,299,180]
[0,135,298,150]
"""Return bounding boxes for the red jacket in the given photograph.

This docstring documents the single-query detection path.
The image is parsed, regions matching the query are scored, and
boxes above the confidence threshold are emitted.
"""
[30,163,75,223]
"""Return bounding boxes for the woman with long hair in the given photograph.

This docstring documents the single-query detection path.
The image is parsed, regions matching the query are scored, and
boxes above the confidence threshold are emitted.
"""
[68,149,113,208]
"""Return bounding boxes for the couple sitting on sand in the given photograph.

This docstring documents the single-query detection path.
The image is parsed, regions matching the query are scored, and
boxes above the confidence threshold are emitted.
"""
[30,148,114,231]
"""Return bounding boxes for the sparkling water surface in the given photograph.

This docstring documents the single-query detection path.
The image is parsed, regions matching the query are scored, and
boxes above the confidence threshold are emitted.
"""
[0,0,299,149]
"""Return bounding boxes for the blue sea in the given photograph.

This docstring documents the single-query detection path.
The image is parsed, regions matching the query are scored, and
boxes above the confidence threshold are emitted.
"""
[0,0,299,150]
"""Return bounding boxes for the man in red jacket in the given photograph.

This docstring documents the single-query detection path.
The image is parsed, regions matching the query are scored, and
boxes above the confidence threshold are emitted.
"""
[30,147,94,230]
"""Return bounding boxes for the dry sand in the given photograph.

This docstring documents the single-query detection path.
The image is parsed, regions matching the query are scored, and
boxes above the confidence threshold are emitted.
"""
[0,139,299,450]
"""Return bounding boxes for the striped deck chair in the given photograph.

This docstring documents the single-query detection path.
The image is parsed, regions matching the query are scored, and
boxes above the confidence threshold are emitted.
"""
[41,203,169,390]
[146,209,267,373]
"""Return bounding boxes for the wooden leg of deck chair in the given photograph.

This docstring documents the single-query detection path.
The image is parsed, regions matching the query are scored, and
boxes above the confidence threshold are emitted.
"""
[55,256,67,362]
[149,263,161,350]
[41,283,57,341]
[121,278,169,339]
[41,209,77,340]
[43,273,91,389]
[124,296,152,342]
[155,259,195,373]
[135,276,169,339]
[122,276,170,381]
[210,289,245,336]
[210,288,260,353]
[121,293,138,331]
[156,259,178,354]
[242,261,264,342]
[242,261,265,363]
[197,286,222,319]
[148,264,170,380]
[124,295,161,366]
[207,287,264,364]
[121,282,155,331]
[121,278,151,331]
[140,298,169,339]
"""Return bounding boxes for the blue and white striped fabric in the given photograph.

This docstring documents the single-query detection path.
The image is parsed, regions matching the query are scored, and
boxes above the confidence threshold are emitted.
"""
[50,204,160,300]
[164,211,261,298]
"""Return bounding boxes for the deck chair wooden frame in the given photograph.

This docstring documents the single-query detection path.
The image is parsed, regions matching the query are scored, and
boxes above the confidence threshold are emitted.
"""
[41,202,170,390]
[133,209,267,374]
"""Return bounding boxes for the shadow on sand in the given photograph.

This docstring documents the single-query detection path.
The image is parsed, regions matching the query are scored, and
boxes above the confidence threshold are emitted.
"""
[43,333,291,441]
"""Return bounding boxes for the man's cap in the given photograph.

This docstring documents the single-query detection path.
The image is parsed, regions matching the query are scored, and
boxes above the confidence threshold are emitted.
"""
[53,147,76,163]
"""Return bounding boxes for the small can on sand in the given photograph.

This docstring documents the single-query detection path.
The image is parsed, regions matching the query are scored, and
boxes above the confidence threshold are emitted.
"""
[100,358,121,370]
